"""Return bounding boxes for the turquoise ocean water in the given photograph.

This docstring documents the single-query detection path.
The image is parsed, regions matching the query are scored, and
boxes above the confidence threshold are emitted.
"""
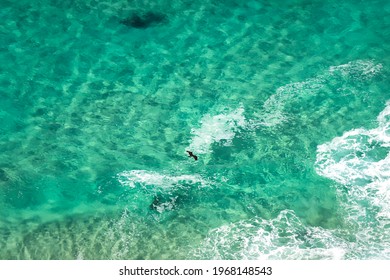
[0,0,389,259]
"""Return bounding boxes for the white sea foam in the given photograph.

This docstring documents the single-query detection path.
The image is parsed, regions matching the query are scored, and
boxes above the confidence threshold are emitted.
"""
[193,101,390,260]
[192,210,347,260]
[329,60,383,80]
[187,106,247,154]
[258,77,325,126]
[316,129,389,186]
[117,169,210,189]
[315,101,390,187]
[315,101,390,257]
[258,60,383,127]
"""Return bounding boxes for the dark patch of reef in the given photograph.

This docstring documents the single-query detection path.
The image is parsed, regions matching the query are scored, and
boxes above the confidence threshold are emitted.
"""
[120,11,167,29]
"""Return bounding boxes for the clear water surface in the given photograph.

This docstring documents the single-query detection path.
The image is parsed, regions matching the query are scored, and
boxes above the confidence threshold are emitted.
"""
[0,0,389,259]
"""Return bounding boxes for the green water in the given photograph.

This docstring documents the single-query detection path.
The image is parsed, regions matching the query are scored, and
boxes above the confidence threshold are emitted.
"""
[0,0,389,259]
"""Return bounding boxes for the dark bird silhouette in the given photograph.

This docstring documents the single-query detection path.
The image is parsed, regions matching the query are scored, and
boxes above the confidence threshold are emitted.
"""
[186,150,198,161]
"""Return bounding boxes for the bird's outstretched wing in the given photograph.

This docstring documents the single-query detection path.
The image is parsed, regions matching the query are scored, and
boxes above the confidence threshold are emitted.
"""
[186,150,198,160]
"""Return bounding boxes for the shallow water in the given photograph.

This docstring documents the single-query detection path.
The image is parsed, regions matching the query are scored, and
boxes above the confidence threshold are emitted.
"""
[0,0,389,259]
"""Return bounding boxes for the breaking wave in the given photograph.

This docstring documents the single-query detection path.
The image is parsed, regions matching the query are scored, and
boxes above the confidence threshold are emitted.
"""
[258,60,383,126]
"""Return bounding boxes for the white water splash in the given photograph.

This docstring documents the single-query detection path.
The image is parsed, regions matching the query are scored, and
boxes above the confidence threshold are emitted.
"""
[193,101,390,260]
[314,101,390,256]
[192,210,347,260]
[118,169,211,189]
[187,106,247,154]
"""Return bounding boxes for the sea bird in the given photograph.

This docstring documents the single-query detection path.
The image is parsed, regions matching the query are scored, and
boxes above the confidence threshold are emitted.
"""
[186,150,198,161]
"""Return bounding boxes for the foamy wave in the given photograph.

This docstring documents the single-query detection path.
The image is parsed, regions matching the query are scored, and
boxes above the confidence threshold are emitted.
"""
[187,106,247,154]
[259,77,325,126]
[259,60,383,127]
[315,101,390,255]
[195,101,390,260]
[192,210,347,260]
[329,60,383,80]
[315,102,390,186]
[118,170,210,189]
